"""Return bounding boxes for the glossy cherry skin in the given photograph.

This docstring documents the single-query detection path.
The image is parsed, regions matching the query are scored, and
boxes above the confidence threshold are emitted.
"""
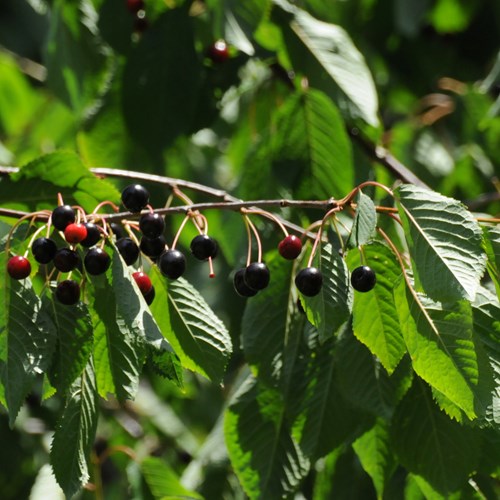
[295,267,323,297]
[132,271,152,294]
[139,213,165,239]
[278,235,302,260]
[116,237,140,265]
[140,235,166,259]
[121,184,149,213]
[208,40,229,63]
[244,262,270,291]
[64,223,88,244]
[351,266,376,292]
[84,248,111,276]
[190,234,218,260]
[53,248,80,273]
[233,268,258,297]
[81,223,101,247]
[55,280,80,305]
[143,285,155,305]
[51,205,75,231]
[159,249,186,280]
[32,237,57,264]
[7,256,31,279]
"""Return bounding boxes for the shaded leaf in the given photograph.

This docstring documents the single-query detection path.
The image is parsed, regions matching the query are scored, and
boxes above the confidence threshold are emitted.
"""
[347,191,377,249]
[483,225,500,295]
[50,360,98,498]
[396,184,486,301]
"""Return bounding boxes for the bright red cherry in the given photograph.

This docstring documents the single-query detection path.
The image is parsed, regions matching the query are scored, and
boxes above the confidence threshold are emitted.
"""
[278,235,302,260]
[132,271,152,294]
[64,223,88,244]
[7,256,31,280]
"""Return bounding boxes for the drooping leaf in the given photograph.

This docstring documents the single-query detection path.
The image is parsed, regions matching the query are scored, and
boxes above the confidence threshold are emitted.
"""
[241,253,294,384]
[122,6,202,152]
[353,419,396,500]
[391,380,481,494]
[394,279,494,420]
[349,243,406,373]
[301,243,352,342]
[0,276,57,425]
[272,0,379,126]
[44,0,110,116]
[150,268,232,383]
[396,184,486,302]
[347,191,377,249]
[483,225,500,295]
[47,299,94,395]
[140,456,203,500]
[50,360,98,498]
[224,375,310,499]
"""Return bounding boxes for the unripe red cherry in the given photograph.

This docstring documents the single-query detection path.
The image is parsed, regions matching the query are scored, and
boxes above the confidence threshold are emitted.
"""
[132,271,152,294]
[64,223,88,244]
[7,256,31,280]
[278,235,302,260]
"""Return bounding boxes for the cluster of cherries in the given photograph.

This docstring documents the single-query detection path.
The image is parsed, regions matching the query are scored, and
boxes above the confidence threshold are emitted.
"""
[6,183,377,306]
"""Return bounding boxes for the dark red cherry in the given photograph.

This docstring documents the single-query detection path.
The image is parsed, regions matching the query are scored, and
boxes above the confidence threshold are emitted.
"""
[7,256,31,279]
[132,271,152,294]
[278,235,302,260]
[208,40,229,63]
[55,280,80,305]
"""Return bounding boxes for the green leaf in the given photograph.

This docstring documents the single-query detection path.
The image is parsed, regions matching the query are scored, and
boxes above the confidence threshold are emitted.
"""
[353,419,396,500]
[483,225,500,295]
[48,300,94,395]
[92,315,116,399]
[50,360,98,498]
[273,1,379,126]
[396,184,486,302]
[224,375,310,499]
[150,268,232,383]
[91,252,148,401]
[122,7,202,152]
[390,380,480,494]
[349,243,407,374]
[394,279,494,420]
[301,243,352,342]
[335,329,413,418]
[241,253,294,384]
[44,0,110,116]
[472,286,500,425]
[347,191,377,249]
[140,456,203,500]
[0,276,57,425]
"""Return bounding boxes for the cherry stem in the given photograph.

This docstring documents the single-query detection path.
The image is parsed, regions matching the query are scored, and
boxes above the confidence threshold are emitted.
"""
[146,204,154,214]
[242,208,289,237]
[243,214,263,263]
[91,200,120,214]
[208,257,215,278]
[307,224,323,268]
[171,214,191,249]
[57,192,64,207]
[5,211,51,257]
[243,216,253,267]
[26,225,48,255]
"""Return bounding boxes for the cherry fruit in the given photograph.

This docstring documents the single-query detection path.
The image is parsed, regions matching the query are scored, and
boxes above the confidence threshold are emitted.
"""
[84,248,111,275]
[159,249,186,280]
[233,268,258,297]
[64,223,88,244]
[208,40,229,63]
[132,271,152,294]
[7,256,31,279]
[121,184,149,213]
[51,205,75,231]
[190,234,218,260]
[126,0,144,14]
[53,248,80,272]
[295,267,323,297]
[32,237,57,264]
[110,223,126,240]
[244,262,270,291]
[144,285,155,305]
[139,213,165,239]
[116,237,140,265]
[55,280,80,305]
[351,266,376,292]
[278,235,302,260]
[81,223,101,247]
[140,235,166,258]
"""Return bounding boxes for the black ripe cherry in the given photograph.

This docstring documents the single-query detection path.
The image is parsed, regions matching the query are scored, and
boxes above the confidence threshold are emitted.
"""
[81,223,101,247]
[7,256,31,279]
[139,213,165,239]
[116,237,140,265]
[190,234,218,260]
[121,184,149,213]
[64,223,88,244]
[351,266,376,292]
[295,267,323,297]
[159,249,186,280]
[278,235,302,260]
[110,223,126,240]
[233,268,258,297]
[132,271,152,294]
[51,205,75,231]
[53,248,80,272]
[84,248,111,275]
[144,285,155,305]
[32,237,57,264]
[55,280,80,305]
[244,262,270,291]
[208,39,229,63]
[140,235,166,259]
